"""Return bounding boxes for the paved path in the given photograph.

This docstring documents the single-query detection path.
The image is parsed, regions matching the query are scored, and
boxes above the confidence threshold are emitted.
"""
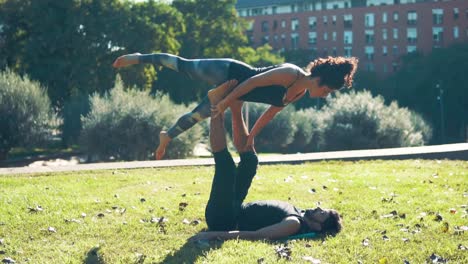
[1,143,467,175]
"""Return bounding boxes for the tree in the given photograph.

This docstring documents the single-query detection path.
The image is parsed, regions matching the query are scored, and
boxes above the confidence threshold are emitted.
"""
[153,0,283,104]
[381,44,468,144]
[0,0,184,107]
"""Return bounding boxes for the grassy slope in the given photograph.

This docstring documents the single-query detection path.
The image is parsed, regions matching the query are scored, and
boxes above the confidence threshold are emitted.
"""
[0,160,467,263]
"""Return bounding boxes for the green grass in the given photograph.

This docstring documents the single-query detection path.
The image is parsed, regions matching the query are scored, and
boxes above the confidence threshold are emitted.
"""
[1,160,467,263]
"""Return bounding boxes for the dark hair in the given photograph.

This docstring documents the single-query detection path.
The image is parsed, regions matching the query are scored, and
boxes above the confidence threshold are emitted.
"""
[321,209,343,235]
[306,56,358,90]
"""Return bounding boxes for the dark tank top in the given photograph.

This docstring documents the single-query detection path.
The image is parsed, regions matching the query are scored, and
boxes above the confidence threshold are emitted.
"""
[227,61,299,107]
[237,200,311,234]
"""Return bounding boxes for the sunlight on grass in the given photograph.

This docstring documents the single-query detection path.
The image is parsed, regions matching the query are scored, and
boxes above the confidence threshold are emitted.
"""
[0,160,467,263]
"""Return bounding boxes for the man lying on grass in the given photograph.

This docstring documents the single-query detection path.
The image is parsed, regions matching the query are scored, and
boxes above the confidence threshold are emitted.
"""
[190,81,343,241]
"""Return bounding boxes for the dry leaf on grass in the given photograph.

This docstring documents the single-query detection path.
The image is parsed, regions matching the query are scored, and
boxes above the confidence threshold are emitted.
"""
[302,256,321,263]
[1,257,16,263]
[275,245,292,261]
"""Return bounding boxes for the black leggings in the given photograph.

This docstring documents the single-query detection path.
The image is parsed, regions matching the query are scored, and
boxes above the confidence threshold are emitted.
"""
[140,53,253,138]
[205,149,258,231]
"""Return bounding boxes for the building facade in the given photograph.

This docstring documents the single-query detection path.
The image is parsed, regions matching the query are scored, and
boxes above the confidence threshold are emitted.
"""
[236,0,468,75]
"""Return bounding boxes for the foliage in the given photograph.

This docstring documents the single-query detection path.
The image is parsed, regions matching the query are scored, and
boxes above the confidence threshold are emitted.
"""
[0,0,184,107]
[1,160,467,263]
[153,0,284,104]
[287,107,323,153]
[0,69,57,160]
[317,91,432,151]
[282,48,318,69]
[237,44,284,67]
[80,77,202,160]
[380,44,468,144]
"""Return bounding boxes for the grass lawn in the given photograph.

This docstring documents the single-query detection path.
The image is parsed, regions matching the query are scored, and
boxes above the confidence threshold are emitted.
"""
[0,160,467,263]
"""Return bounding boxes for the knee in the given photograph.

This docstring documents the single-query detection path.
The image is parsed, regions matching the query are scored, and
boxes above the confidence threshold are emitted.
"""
[177,112,198,129]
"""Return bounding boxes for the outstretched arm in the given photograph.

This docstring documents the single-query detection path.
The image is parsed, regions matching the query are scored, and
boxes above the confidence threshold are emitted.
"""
[190,216,300,241]
[244,105,283,150]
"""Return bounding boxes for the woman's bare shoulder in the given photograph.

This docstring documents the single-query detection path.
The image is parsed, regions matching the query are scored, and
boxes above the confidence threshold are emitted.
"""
[280,63,307,75]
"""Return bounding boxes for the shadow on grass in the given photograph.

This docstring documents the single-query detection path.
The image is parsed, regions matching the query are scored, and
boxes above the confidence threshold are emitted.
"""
[160,235,224,264]
[84,247,105,264]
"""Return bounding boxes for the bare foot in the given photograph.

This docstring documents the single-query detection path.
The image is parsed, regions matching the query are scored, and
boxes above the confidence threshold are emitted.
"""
[155,131,171,160]
[112,53,141,68]
[208,80,238,105]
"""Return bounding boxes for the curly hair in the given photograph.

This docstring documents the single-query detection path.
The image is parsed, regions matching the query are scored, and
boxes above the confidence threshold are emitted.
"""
[322,209,343,235]
[306,56,358,90]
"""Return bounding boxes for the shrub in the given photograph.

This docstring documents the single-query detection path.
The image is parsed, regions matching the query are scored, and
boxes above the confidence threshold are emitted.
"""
[80,78,202,160]
[287,107,324,153]
[0,69,57,160]
[317,91,432,151]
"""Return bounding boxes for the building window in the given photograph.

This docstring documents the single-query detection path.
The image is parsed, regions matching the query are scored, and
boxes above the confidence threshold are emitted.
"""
[344,47,352,57]
[323,16,328,25]
[291,33,299,50]
[344,31,353,45]
[344,14,353,28]
[261,21,269,33]
[365,46,374,60]
[332,47,337,56]
[291,4,296,13]
[315,2,322,11]
[365,13,375,27]
[392,62,398,72]
[366,63,374,72]
[291,19,299,31]
[365,30,375,44]
[433,9,443,25]
[272,6,277,15]
[433,27,444,42]
[383,46,388,56]
[393,12,399,22]
[323,32,328,41]
[454,8,459,20]
[383,64,388,73]
[262,36,269,45]
[281,34,286,44]
[332,32,337,41]
[252,8,262,16]
[382,29,388,40]
[308,32,317,45]
[407,28,417,44]
[393,45,399,56]
[281,20,286,28]
[273,20,278,31]
[332,15,337,25]
[393,28,399,40]
[407,46,417,53]
[454,26,459,39]
[382,12,388,24]
[309,17,317,29]
[407,11,417,25]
